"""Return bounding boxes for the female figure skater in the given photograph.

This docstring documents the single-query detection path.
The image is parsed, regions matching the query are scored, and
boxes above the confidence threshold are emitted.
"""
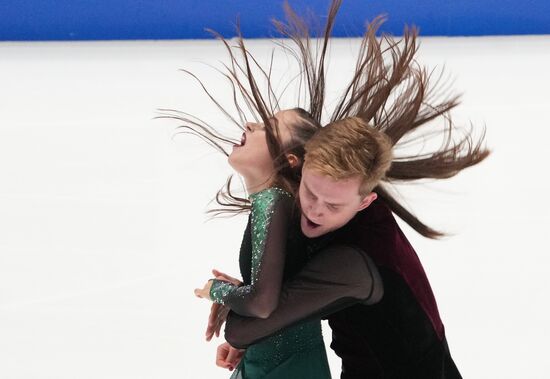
[192,108,332,379]
[161,5,345,376]
[161,2,340,376]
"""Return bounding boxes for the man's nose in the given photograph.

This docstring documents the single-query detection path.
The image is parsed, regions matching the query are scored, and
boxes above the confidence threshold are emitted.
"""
[309,202,323,218]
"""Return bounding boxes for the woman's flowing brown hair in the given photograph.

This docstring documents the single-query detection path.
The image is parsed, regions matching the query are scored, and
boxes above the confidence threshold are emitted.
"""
[162,0,490,237]
[158,25,322,215]
[270,0,489,238]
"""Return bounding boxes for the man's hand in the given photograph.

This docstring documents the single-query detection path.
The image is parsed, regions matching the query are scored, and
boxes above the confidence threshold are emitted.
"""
[206,302,230,341]
[216,342,245,371]
[194,280,213,300]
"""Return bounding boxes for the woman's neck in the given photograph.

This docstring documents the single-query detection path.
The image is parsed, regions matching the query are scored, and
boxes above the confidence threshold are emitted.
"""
[244,174,274,196]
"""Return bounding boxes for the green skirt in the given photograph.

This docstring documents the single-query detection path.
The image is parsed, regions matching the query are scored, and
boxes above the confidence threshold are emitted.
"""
[230,320,331,379]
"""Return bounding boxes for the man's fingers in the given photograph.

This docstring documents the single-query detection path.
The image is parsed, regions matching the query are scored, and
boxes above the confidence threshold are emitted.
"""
[206,317,217,341]
[208,303,220,327]
[206,324,216,341]
[215,315,225,337]
[214,306,229,337]
[206,318,221,341]
[205,303,229,340]
[205,303,221,341]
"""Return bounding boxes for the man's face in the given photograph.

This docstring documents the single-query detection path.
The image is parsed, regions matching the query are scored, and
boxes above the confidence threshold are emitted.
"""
[298,166,377,238]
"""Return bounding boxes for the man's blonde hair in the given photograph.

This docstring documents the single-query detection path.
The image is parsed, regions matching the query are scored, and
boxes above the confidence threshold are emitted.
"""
[304,117,393,196]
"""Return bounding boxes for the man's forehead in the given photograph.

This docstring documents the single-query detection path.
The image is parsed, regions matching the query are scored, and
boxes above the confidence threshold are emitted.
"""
[303,166,359,184]
[302,168,361,199]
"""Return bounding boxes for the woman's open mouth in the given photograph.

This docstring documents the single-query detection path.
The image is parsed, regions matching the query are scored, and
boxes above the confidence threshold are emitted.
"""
[234,132,247,147]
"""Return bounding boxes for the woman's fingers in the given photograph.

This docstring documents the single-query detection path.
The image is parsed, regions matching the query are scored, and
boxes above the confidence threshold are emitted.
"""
[216,342,233,369]
[212,269,242,286]
[194,280,213,300]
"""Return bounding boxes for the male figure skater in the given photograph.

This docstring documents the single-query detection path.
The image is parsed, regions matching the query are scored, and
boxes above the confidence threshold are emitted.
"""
[208,113,486,378]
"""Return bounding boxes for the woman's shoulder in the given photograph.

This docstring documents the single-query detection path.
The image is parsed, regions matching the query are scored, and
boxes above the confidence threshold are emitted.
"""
[250,187,293,207]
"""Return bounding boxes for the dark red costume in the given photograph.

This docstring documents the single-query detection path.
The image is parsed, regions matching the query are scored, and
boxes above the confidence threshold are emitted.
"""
[225,199,461,378]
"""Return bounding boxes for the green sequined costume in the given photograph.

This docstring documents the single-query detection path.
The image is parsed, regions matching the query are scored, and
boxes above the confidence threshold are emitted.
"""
[210,187,331,379]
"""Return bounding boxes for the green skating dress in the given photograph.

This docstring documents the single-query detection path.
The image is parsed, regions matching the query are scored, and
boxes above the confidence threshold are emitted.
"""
[210,187,331,379]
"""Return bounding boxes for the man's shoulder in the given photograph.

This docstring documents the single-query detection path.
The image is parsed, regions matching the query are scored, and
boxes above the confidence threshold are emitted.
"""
[343,199,398,234]
[332,199,410,259]
[306,199,401,255]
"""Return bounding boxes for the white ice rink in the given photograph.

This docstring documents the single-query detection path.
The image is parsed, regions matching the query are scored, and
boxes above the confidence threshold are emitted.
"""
[1,35,549,378]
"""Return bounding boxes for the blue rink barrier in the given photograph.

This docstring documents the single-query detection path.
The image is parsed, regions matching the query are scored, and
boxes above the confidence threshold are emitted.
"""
[1,0,549,41]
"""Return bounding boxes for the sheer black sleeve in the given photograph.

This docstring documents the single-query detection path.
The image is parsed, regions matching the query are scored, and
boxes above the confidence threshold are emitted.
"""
[224,244,383,348]
[210,189,293,318]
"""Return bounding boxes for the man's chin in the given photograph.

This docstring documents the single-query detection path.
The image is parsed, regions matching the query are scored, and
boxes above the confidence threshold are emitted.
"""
[302,229,324,238]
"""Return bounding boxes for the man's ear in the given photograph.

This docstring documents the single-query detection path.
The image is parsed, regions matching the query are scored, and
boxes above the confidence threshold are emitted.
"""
[357,192,378,211]
[286,153,301,169]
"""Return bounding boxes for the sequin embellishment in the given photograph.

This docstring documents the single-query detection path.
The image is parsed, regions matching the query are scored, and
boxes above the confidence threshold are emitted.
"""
[209,187,291,304]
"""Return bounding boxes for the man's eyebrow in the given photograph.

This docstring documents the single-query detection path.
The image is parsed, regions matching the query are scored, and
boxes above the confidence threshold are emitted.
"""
[303,181,314,195]
[304,181,344,207]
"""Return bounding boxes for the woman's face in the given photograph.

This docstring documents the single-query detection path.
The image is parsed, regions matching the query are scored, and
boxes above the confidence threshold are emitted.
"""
[228,110,296,182]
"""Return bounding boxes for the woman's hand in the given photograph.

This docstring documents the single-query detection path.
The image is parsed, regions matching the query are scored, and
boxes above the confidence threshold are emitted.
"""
[212,269,242,286]
[194,269,241,301]
[201,269,241,340]
[194,280,213,300]
[216,341,245,371]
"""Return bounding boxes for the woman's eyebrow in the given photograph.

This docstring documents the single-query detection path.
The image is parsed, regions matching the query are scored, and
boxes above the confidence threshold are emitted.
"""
[266,117,277,127]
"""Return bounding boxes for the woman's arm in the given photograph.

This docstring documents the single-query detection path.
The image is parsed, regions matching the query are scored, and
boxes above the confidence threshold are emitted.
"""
[210,189,293,318]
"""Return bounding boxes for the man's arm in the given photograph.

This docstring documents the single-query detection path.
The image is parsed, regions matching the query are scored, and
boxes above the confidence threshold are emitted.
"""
[225,244,383,348]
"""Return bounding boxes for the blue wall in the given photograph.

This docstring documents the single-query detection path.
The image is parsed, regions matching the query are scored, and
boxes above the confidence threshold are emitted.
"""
[1,0,549,41]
